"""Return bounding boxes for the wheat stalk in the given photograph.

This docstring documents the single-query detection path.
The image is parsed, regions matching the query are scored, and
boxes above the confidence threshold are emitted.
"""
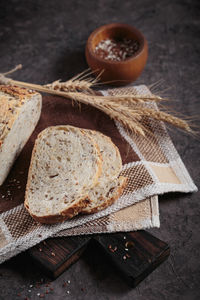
[138,107,192,132]
[0,65,193,136]
[44,69,99,94]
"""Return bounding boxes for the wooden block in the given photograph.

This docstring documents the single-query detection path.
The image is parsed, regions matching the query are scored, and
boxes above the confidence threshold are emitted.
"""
[28,231,170,286]
[95,231,170,287]
[28,236,90,278]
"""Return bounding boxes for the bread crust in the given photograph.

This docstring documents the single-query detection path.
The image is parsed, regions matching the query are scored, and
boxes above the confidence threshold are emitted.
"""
[0,85,37,101]
[0,85,42,185]
[24,125,103,224]
[25,197,90,224]
[0,85,40,145]
[27,176,127,223]
[82,176,127,214]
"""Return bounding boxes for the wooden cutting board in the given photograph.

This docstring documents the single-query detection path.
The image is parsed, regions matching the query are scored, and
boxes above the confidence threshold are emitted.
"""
[28,230,170,287]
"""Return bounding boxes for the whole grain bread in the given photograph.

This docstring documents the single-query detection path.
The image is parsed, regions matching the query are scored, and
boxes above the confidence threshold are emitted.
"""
[24,125,102,224]
[82,176,127,214]
[0,85,42,185]
[82,130,127,214]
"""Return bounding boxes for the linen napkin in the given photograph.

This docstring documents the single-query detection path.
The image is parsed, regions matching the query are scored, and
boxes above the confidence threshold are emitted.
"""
[0,85,197,264]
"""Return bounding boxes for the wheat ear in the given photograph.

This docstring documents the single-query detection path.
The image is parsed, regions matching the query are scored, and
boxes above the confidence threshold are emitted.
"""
[0,65,194,136]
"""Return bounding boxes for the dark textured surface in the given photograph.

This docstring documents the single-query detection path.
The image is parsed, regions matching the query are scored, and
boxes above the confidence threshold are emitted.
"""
[0,0,200,299]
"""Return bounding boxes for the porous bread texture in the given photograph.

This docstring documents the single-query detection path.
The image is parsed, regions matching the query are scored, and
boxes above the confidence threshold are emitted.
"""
[81,130,127,214]
[85,130,122,181]
[82,176,127,214]
[24,125,102,224]
[0,85,42,185]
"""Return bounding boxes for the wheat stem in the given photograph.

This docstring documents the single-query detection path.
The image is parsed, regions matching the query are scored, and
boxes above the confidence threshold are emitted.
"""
[0,66,193,136]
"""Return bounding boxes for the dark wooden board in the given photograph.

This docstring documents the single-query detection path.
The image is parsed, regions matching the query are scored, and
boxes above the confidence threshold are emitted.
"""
[28,236,90,278]
[95,231,170,287]
[28,231,170,287]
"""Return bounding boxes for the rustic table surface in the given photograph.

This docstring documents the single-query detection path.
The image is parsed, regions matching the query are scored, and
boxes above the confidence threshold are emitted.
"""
[0,0,199,299]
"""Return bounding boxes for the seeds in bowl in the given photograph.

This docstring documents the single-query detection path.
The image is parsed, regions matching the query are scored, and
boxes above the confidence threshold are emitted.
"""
[94,38,140,61]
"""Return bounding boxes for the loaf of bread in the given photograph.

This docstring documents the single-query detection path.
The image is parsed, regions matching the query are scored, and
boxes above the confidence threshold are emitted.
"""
[24,125,102,223]
[0,85,42,185]
[82,130,127,214]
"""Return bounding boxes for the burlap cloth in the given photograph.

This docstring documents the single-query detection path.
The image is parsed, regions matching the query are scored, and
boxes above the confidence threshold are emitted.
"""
[0,85,197,264]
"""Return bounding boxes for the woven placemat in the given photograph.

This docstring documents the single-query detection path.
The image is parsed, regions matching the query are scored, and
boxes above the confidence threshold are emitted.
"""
[0,85,197,264]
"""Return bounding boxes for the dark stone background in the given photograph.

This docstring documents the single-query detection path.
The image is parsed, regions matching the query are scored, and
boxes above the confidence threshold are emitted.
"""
[0,0,199,299]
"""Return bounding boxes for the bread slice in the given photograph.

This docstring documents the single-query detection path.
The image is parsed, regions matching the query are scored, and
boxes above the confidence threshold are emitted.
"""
[24,125,102,224]
[81,130,127,214]
[82,176,127,214]
[0,85,42,185]
[85,130,122,181]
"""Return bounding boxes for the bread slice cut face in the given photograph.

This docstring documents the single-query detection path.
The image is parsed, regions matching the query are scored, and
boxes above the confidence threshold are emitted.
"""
[0,86,42,185]
[81,130,127,214]
[25,125,102,223]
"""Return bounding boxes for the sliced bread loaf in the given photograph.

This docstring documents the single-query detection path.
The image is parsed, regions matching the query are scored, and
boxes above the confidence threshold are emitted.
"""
[24,125,102,224]
[0,85,42,185]
[81,130,127,214]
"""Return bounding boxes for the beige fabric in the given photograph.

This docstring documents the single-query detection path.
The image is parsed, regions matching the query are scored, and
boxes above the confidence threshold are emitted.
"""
[55,196,159,236]
[0,228,8,248]
[150,164,181,184]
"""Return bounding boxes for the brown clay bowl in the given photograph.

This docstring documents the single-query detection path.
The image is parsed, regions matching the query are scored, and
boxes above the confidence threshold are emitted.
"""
[85,23,148,86]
